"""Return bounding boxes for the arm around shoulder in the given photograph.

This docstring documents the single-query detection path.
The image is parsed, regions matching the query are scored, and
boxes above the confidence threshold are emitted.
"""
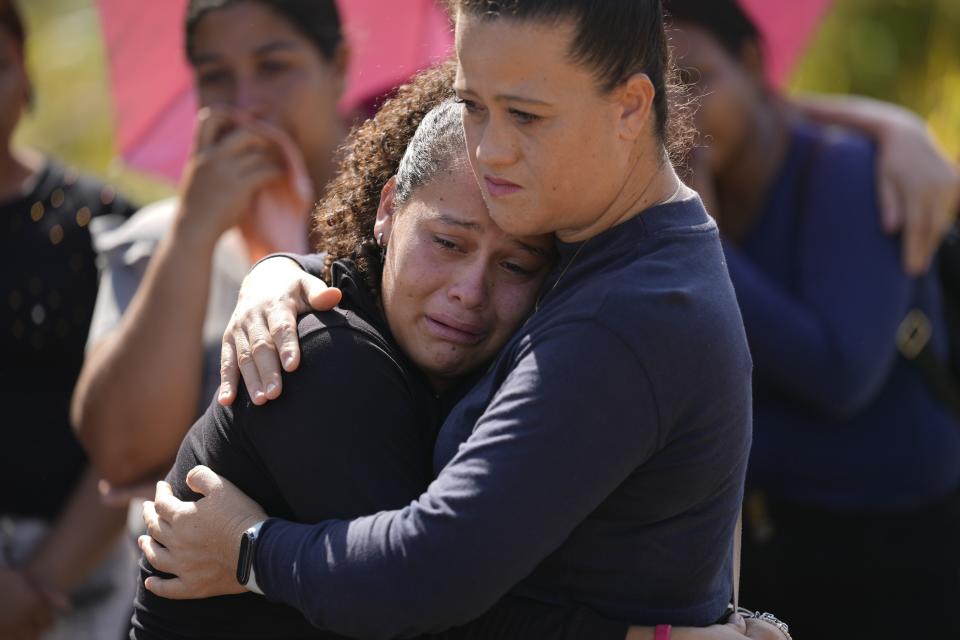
[253,322,660,637]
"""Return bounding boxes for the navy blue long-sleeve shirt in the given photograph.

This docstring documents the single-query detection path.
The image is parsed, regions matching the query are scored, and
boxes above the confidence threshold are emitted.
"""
[728,121,960,510]
[254,197,753,638]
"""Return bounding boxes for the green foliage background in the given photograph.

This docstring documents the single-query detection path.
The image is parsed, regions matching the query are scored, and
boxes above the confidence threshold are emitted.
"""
[792,0,960,156]
[12,0,960,207]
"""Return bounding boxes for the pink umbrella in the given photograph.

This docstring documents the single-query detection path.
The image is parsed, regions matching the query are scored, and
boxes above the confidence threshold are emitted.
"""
[96,0,454,182]
[96,0,833,183]
[739,0,836,87]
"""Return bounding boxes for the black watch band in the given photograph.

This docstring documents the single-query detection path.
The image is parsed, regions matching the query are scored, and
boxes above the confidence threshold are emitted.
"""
[236,521,264,587]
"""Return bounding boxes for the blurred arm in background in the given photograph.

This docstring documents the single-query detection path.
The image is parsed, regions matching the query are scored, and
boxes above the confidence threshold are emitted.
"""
[794,94,960,275]
[72,111,285,488]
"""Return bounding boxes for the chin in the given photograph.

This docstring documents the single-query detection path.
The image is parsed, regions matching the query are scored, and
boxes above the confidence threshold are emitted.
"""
[489,209,542,238]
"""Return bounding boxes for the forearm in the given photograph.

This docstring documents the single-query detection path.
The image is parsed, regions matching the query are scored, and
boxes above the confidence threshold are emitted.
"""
[724,244,909,416]
[24,467,127,593]
[254,331,657,637]
[792,93,922,139]
[73,222,216,486]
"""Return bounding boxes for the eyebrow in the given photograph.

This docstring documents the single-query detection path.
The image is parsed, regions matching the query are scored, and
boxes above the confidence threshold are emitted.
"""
[497,94,551,106]
[254,40,300,56]
[513,240,551,258]
[437,214,482,231]
[436,214,550,257]
[454,85,552,107]
[192,40,300,66]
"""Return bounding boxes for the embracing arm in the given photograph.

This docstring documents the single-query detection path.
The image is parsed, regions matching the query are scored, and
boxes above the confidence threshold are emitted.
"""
[723,140,914,418]
[72,111,298,487]
[71,215,220,487]
[792,94,960,274]
[250,325,662,638]
[216,253,339,406]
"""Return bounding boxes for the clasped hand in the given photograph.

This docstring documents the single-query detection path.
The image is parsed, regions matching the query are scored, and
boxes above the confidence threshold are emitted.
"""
[139,465,266,600]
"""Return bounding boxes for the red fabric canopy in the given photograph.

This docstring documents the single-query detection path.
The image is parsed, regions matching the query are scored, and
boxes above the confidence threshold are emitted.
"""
[96,0,454,181]
[739,0,835,86]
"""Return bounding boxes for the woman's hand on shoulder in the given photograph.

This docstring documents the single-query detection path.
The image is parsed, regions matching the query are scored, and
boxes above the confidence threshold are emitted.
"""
[874,108,960,276]
[218,256,341,407]
[794,94,960,275]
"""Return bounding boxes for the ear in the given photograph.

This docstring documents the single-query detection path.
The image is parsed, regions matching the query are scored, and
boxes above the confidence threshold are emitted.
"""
[615,73,656,141]
[332,42,350,81]
[13,49,33,112]
[739,40,766,86]
[373,175,399,246]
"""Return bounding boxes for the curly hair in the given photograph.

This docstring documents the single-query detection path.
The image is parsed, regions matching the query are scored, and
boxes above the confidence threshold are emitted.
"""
[312,60,457,290]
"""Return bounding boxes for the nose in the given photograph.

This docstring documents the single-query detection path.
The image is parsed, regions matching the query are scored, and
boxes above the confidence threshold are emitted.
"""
[474,117,517,169]
[233,77,269,119]
[447,257,490,311]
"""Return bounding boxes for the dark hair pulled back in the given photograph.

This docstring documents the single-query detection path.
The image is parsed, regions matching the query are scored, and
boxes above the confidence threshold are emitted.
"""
[664,0,762,57]
[184,0,342,63]
[450,0,695,169]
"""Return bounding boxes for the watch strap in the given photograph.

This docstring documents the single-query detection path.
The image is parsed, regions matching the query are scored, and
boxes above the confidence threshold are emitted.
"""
[236,520,266,590]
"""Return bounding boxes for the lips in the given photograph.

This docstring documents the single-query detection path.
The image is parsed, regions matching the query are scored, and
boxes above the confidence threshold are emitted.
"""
[424,314,487,346]
[484,175,522,198]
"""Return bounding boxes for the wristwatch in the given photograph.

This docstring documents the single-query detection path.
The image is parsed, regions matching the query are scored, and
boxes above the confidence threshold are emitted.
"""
[236,520,266,595]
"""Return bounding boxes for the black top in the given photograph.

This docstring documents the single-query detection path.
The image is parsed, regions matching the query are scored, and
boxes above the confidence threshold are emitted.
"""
[132,260,441,639]
[132,260,629,640]
[0,161,135,519]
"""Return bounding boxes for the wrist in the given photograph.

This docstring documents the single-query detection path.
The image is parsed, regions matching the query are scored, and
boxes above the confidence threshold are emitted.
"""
[17,569,68,612]
[873,104,925,144]
[171,203,230,254]
[236,519,267,594]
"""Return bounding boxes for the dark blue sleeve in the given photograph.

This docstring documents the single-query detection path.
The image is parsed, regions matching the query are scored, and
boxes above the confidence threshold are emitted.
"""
[723,138,914,418]
[253,322,659,639]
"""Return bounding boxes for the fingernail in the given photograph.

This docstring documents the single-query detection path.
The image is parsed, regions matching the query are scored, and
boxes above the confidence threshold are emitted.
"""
[254,390,265,402]
[266,382,277,395]
[283,354,295,369]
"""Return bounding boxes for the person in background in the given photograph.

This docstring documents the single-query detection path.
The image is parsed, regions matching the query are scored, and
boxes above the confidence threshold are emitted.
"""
[665,1,960,637]
[71,0,345,492]
[0,1,138,638]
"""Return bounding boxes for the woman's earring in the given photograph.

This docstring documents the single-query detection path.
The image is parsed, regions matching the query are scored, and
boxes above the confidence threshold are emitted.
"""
[377,232,386,264]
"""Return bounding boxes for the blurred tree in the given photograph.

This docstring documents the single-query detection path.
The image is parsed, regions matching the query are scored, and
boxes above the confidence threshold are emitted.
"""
[791,0,960,156]
[11,0,174,205]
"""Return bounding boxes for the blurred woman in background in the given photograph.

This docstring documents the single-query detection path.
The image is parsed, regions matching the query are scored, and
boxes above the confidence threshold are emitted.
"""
[0,1,138,638]
[71,0,346,494]
[666,1,960,637]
